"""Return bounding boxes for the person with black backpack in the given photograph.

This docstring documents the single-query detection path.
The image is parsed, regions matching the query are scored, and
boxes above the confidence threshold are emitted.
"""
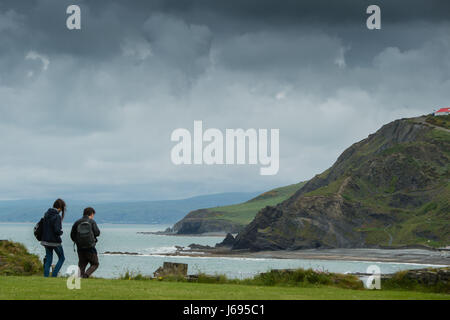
[40,199,66,277]
[70,207,100,278]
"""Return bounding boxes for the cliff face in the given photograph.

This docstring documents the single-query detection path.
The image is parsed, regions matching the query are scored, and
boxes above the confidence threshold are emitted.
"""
[172,209,244,234]
[233,116,450,251]
[171,182,306,234]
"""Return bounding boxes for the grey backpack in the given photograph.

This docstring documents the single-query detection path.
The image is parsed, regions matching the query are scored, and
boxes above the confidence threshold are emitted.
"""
[76,221,95,249]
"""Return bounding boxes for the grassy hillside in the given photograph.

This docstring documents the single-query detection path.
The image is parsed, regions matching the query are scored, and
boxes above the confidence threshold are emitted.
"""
[426,114,450,130]
[234,116,450,250]
[172,182,306,234]
[0,240,42,276]
[204,182,307,225]
[337,117,450,248]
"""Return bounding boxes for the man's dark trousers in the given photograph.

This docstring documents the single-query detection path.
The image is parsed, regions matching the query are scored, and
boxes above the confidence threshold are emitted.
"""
[77,248,99,278]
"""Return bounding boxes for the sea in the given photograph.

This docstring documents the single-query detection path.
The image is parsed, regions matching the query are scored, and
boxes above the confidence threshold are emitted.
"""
[0,223,446,279]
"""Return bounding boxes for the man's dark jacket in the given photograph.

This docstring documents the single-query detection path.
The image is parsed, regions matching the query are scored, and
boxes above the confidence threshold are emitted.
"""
[42,208,63,244]
[70,216,101,252]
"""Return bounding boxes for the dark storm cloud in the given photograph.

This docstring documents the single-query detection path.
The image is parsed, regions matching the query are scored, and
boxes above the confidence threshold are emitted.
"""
[86,0,450,25]
[0,0,447,73]
[2,0,450,53]
[1,0,447,76]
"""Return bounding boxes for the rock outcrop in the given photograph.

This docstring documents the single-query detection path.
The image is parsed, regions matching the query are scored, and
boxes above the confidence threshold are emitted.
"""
[215,233,236,247]
[401,267,450,286]
[153,262,188,278]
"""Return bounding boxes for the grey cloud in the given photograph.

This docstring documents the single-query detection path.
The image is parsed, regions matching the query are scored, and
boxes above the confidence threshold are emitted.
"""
[0,1,449,201]
[215,31,345,74]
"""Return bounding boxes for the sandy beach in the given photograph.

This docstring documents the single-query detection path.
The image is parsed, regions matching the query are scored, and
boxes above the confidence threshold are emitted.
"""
[106,245,450,266]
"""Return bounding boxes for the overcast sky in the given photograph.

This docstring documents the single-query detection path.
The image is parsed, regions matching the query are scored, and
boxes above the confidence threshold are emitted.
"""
[0,0,449,201]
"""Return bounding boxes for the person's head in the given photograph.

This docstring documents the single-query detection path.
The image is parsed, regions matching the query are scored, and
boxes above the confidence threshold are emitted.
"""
[53,198,66,221]
[83,207,96,219]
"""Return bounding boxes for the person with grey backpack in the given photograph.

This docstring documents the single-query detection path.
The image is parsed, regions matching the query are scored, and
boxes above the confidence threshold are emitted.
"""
[70,207,100,278]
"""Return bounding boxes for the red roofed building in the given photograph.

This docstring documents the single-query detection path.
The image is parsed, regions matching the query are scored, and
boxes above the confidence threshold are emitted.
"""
[434,108,450,116]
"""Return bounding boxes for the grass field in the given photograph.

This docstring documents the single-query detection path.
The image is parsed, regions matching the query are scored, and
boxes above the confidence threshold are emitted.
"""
[0,276,449,300]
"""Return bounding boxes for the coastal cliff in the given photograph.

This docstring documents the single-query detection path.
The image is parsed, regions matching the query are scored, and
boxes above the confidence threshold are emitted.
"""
[232,116,450,250]
[170,182,306,234]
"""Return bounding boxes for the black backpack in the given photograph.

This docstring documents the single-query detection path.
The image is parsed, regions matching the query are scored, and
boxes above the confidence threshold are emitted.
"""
[76,220,96,249]
[34,218,44,241]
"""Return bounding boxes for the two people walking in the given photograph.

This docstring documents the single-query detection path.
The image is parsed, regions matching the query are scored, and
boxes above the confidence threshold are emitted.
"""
[40,199,100,278]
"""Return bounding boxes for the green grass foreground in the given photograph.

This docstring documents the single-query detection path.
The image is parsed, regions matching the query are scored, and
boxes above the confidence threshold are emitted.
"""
[0,276,449,300]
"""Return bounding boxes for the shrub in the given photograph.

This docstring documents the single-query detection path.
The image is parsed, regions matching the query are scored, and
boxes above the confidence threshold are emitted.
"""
[249,268,362,289]
[0,240,43,276]
[383,269,450,293]
[116,267,363,290]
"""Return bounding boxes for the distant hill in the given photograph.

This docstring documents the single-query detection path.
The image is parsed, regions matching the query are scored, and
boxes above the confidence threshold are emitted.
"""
[170,182,307,234]
[0,192,261,224]
[233,115,450,250]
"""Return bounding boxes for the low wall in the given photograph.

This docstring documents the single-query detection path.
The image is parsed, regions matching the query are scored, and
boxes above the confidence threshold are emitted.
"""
[402,268,449,285]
